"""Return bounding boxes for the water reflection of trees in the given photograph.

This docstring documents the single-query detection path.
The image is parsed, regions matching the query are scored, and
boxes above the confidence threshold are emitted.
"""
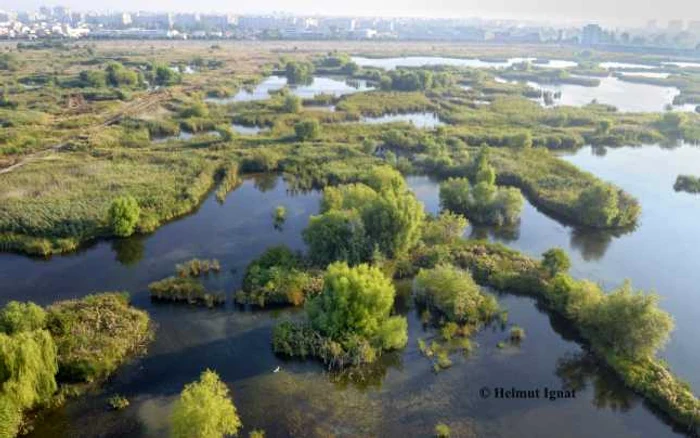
[569,228,614,261]
[112,236,145,266]
[252,173,279,192]
[329,350,403,391]
[556,352,638,412]
[469,222,521,243]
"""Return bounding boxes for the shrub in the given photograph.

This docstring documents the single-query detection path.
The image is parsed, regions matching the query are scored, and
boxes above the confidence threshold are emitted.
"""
[421,212,469,245]
[282,94,301,113]
[0,301,47,334]
[439,177,524,226]
[46,293,151,382]
[149,277,225,307]
[674,175,700,194]
[294,119,320,141]
[109,196,141,237]
[107,394,130,410]
[509,326,525,342]
[414,264,499,324]
[307,262,406,347]
[176,259,221,277]
[303,209,369,267]
[541,248,571,277]
[435,423,451,438]
[238,246,322,307]
[170,370,242,438]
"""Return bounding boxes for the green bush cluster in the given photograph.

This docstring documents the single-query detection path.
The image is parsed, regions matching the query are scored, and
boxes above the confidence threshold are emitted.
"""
[149,277,225,307]
[435,240,698,433]
[674,174,700,194]
[304,167,425,265]
[273,262,408,368]
[176,258,221,277]
[170,370,241,438]
[237,246,323,307]
[0,293,151,438]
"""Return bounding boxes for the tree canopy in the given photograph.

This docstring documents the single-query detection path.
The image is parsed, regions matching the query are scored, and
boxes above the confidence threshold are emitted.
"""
[414,264,499,323]
[109,196,141,237]
[170,370,242,438]
[307,262,407,351]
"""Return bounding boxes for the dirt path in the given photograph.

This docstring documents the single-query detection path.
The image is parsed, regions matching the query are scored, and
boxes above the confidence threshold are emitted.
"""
[0,89,174,176]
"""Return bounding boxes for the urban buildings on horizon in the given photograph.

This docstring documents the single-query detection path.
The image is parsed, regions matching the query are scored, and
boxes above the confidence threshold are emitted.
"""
[0,6,699,50]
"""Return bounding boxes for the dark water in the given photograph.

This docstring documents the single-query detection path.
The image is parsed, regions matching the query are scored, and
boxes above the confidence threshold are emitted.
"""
[0,170,693,437]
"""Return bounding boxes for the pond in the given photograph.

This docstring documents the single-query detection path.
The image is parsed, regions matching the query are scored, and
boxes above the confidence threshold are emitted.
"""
[662,61,700,69]
[598,62,657,70]
[351,56,577,70]
[526,76,684,112]
[205,76,373,104]
[231,124,266,135]
[153,130,220,143]
[0,169,694,437]
[619,71,671,79]
[407,142,700,393]
[361,112,444,128]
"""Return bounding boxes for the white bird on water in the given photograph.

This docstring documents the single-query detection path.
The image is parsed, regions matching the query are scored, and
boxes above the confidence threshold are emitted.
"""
[273,366,281,373]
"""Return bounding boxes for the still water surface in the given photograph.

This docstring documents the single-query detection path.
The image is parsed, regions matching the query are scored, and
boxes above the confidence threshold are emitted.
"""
[527,76,682,112]
[0,159,695,436]
[206,76,373,104]
[351,56,577,70]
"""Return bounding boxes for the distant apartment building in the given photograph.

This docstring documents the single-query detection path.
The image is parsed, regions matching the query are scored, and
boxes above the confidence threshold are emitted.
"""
[131,12,173,30]
[200,14,234,29]
[174,13,199,28]
[238,16,284,31]
[321,17,356,32]
[0,11,18,23]
[86,12,132,28]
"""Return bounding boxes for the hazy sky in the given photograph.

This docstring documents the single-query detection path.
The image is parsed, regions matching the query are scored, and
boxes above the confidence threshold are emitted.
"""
[5,0,699,27]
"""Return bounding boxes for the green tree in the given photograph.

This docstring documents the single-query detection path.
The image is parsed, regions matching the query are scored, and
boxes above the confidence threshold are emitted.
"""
[0,328,58,438]
[154,64,181,86]
[541,248,571,277]
[361,187,425,258]
[303,210,369,267]
[282,94,301,113]
[575,184,619,227]
[421,211,469,245]
[79,70,107,88]
[0,301,47,335]
[294,119,320,141]
[414,264,499,323]
[284,61,314,84]
[105,62,138,87]
[170,370,242,438]
[439,178,471,214]
[307,262,407,350]
[109,196,141,237]
[583,281,674,359]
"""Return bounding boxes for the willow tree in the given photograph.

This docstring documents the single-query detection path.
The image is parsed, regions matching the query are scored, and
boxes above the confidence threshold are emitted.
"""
[170,370,241,438]
[307,262,408,351]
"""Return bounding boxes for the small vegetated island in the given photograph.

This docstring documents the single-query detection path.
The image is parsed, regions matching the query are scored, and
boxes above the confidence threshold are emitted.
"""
[674,175,700,194]
[2,42,700,437]
[0,293,151,437]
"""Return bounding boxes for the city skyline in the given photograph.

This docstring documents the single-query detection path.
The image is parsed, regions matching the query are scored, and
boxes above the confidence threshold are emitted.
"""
[3,0,699,29]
